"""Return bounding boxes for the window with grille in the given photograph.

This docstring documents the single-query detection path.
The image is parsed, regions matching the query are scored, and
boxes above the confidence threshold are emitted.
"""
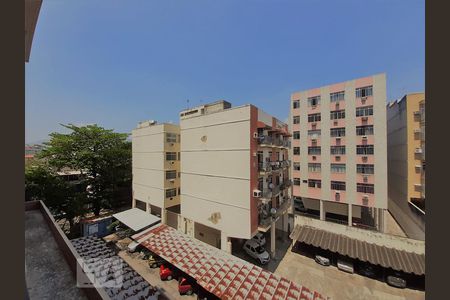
[356,105,373,117]
[357,164,374,174]
[356,86,373,98]
[308,146,321,155]
[357,183,374,194]
[308,113,321,122]
[166,152,177,161]
[330,146,346,155]
[330,110,345,120]
[308,96,320,107]
[293,100,300,109]
[331,164,346,173]
[293,116,300,124]
[330,127,346,137]
[331,181,346,191]
[293,147,300,155]
[166,170,177,180]
[308,179,321,188]
[166,133,177,143]
[330,91,345,102]
[356,125,374,135]
[165,188,177,198]
[356,145,374,155]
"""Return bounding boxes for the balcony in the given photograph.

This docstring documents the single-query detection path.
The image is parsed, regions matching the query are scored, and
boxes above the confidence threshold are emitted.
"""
[258,198,292,231]
[257,135,291,148]
[258,160,291,173]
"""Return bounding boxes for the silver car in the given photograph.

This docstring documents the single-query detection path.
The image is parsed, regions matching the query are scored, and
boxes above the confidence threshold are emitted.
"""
[243,239,270,264]
[314,254,331,266]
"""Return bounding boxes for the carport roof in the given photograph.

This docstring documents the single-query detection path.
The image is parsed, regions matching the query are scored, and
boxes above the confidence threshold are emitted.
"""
[112,208,161,232]
[290,225,425,276]
[134,224,329,300]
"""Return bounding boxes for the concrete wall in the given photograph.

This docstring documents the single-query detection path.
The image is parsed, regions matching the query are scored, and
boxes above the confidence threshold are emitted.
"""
[132,123,180,212]
[180,105,253,239]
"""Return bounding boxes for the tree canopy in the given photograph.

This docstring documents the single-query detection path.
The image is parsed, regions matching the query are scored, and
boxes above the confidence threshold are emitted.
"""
[26,124,132,236]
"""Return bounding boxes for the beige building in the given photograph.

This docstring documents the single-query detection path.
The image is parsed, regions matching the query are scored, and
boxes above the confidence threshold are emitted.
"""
[179,100,291,255]
[290,74,388,232]
[387,93,425,240]
[132,121,181,225]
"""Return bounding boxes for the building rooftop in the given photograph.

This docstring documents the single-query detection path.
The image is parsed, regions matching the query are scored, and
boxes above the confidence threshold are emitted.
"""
[134,224,329,300]
[25,207,88,300]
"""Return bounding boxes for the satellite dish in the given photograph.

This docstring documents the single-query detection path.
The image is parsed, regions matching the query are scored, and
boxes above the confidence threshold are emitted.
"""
[270,208,277,216]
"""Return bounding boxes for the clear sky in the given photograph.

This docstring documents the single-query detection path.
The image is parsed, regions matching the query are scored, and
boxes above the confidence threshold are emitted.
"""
[25,0,424,143]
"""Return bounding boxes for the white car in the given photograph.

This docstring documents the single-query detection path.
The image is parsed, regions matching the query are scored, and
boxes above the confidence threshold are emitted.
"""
[243,239,270,264]
[337,257,354,273]
[251,232,266,246]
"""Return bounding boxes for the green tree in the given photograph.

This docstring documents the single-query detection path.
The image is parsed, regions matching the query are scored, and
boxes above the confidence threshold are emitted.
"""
[38,124,131,216]
[25,161,88,237]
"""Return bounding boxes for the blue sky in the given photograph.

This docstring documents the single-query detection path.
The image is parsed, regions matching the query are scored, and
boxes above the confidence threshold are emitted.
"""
[26,0,424,143]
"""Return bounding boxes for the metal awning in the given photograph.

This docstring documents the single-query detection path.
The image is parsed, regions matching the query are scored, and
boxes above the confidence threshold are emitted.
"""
[112,208,161,232]
[290,225,425,275]
[134,224,329,300]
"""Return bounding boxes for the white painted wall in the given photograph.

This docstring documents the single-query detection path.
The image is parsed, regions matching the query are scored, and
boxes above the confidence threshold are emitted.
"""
[180,105,252,240]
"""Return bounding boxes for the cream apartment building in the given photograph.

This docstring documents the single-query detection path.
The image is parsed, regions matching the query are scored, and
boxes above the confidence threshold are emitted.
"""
[290,74,388,232]
[387,93,425,240]
[179,101,291,255]
[132,121,181,225]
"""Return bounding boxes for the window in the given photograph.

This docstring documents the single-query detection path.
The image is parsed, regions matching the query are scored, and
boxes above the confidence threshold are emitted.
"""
[357,164,374,174]
[308,113,321,122]
[357,183,374,194]
[331,164,346,173]
[356,125,374,135]
[166,152,177,161]
[166,133,177,143]
[178,152,181,160]
[308,179,321,188]
[293,116,300,124]
[293,147,300,155]
[165,188,177,198]
[356,105,373,117]
[308,96,320,107]
[293,162,300,171]
[293,100,300,109]
[330,91,345,102]
[308,146,321,155]
[293,131,300,140]
[330,146,346,155]
[308,163,321,172]
[330,127,345,137]
[330,110,345,120]
[293,178,301,186]
[165,170,177,180]
[331,181,346,191]
[356,86,373,98]
[357,145,374,155]
[307,130,321,139]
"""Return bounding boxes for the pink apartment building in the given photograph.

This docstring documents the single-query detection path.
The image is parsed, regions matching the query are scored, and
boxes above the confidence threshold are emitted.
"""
[290,74,388,232]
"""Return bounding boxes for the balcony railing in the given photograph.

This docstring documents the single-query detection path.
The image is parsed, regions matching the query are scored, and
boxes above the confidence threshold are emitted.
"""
[257,135,290,148]
[258,198,291,227]
[258,160,291,172]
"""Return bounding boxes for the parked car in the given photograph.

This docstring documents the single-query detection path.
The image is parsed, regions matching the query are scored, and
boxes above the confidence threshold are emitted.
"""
[178,276,195,295]
[386,271,407,289]
[148,254,165,268]
[314,254,331,266]
[127,241,141,253]
[337,257,354,273]
[159,264,176,281]
[251,232,266,246]
[243,239,270,264]
[358,263,378,278]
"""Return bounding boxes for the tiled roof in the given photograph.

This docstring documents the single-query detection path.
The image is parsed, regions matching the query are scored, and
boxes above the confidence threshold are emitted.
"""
[290,225,425,276]
[71,236,159,299]
[135,224,328,300]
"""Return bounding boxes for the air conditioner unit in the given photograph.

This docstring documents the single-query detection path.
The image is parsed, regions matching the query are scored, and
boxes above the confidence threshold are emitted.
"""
[169,179,175,183]
[333,121,338,126]
[362,156,368,162]
[413,111,421,116]
[362,136,368,140]
[415,148,423,154]
[335,156,341,161]
[362,116,368,121]
[363,176,369,183]
[361,96,368,101]
[253,190,262,198]
[362,195,369,204]
[335,137,341,140]
[414,129,421,134]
